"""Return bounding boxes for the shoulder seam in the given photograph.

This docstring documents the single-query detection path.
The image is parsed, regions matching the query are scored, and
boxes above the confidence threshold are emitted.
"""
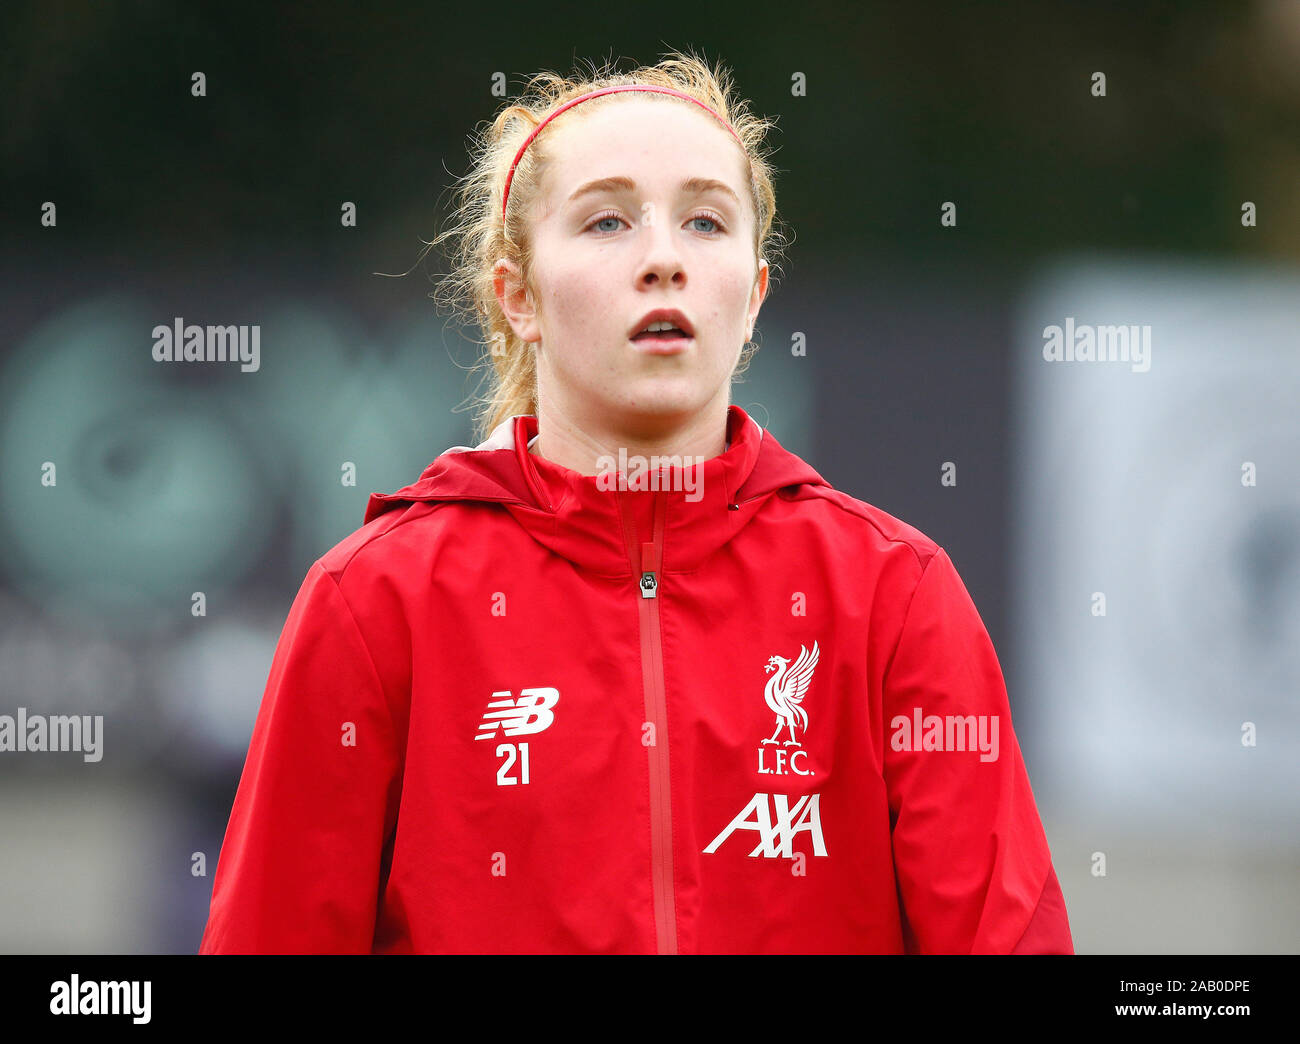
[322,499,479,582]
[793,485,935,570]
[313,561,397,747]
[879,546,946,691]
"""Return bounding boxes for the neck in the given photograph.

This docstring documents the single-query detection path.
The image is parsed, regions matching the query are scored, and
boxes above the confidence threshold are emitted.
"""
[530,396,730,477]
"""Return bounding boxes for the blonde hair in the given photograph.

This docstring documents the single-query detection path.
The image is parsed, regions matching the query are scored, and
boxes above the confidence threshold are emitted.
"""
[423,49,789,444]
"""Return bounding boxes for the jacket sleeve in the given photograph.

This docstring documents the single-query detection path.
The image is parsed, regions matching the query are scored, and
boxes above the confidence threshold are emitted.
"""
[882,548,1073,954]
[198,561,402,954]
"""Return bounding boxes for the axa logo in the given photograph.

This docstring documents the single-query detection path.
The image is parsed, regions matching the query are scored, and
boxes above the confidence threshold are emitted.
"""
[703,792,828,858]
[758,640,819,776]
[474,687,559,740]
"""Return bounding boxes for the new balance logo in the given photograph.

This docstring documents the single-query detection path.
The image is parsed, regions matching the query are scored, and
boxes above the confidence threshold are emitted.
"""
[474,688,559,740]
[703,792,828,858]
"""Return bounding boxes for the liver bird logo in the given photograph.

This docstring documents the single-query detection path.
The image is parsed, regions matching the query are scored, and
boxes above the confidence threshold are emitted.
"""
[761,640,820,747]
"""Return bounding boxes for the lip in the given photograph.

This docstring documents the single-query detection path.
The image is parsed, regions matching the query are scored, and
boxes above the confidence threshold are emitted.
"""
[629,308,696,340]
[629,333,694,355]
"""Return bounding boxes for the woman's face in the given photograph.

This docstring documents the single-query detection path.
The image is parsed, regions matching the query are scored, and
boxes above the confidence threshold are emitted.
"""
[496,96,768,438]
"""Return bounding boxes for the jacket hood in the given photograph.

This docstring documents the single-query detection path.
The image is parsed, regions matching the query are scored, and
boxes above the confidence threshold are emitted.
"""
[363,404,830,575]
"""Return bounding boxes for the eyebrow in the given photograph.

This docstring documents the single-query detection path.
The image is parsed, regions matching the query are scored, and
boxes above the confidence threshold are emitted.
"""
[567,176,742,207]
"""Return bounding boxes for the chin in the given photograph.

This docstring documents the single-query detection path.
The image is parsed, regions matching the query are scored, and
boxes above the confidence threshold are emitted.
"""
[616,382,712,414]
[602,389,712,432]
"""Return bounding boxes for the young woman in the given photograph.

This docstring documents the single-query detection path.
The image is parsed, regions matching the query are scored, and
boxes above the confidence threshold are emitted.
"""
[199,53,1072,955]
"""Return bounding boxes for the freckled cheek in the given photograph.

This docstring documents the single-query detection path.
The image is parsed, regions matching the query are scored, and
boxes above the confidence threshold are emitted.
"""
[702,276,752,335]
[709,273,743,306]
[540,286,620,360]
[551,273,619,339]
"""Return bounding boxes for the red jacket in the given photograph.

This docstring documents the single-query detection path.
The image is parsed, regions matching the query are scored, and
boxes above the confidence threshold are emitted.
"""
[199,404,1072,954]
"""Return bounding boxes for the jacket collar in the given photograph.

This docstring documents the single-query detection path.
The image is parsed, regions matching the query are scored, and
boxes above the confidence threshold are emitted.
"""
[364,404,829,575]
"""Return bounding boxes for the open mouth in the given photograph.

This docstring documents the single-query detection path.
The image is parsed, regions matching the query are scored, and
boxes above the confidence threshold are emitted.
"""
[631,327,692,342]
[630,327,693,354]
[629,312,695,351]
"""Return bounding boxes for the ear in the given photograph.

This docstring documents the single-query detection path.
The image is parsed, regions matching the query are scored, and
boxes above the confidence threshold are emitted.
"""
[493,258,542,343]
[746,258,769,338]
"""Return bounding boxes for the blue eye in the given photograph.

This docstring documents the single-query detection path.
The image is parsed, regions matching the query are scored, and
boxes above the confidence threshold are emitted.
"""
[585,211,724,235]
[586,212,626,234]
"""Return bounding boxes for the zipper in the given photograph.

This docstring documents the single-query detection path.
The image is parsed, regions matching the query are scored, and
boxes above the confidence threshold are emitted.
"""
[626,491,676,954]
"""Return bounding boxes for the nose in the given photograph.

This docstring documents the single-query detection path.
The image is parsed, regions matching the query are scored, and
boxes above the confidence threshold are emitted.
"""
[636,210,686,288]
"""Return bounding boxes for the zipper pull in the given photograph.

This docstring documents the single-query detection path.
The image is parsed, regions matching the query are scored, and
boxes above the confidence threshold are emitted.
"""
[640,541,659,599]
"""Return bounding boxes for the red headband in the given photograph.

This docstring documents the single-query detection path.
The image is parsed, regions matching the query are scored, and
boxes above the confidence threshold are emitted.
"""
[501,84,742,222]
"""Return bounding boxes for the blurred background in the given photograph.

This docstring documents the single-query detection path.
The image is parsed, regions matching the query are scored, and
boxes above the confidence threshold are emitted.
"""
[1,0,1296,953]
